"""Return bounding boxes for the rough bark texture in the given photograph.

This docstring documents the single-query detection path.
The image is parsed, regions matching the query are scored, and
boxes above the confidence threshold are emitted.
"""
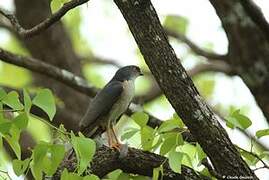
[209,0,269,122]
[14,0,89,130]
[54,146,207,180]
[114,0,257,178]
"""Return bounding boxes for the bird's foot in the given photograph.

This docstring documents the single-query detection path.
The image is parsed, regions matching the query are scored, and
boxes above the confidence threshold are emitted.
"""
[110,143,122,151]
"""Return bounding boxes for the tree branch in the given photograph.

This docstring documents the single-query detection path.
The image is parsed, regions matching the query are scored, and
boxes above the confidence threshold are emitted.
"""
[0,48,98,97]
[239,0,269,43]
[0,0,89,38]
[138,60,233,104]
[165,28,228,60]
[113,0,257,178]
[54,146,207,180]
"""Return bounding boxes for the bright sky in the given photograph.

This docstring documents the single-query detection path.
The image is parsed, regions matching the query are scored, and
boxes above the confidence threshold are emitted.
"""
[0,0,269,179]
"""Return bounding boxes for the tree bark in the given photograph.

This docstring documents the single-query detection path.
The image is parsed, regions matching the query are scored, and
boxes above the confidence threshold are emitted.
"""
[209,0,269,122]
[14,0,89,130]
[54,146,207,180]
[114,0,257,178]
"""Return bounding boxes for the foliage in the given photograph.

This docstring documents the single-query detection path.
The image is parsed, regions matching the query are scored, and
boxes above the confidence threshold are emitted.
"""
[0,88,97,179]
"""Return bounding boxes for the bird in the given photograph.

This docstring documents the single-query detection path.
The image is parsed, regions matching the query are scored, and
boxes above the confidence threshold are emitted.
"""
[79,65,143,148]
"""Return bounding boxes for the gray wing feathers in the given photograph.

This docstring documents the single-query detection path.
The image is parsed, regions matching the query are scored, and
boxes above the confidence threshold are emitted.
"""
[79,81,123,132]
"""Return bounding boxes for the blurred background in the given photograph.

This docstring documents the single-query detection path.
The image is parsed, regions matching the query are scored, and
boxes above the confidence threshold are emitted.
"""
[0,0,269,179]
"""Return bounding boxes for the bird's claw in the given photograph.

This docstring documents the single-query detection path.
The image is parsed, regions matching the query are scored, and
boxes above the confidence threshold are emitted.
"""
[110,143,122,151]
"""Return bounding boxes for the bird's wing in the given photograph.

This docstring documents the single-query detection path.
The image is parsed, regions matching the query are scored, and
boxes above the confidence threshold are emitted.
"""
[79,81,123,132]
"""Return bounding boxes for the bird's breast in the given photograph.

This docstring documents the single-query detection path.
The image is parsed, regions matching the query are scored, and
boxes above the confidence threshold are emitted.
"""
[108,80,135,124]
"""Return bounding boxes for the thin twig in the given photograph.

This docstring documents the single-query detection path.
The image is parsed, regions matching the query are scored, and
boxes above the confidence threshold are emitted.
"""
[31,114,70,136]
[237,146,269,170]
[0,0,89,38]
[165,28,228,60]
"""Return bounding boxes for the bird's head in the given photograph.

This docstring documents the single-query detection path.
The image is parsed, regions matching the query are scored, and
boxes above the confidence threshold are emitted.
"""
[112,65,143,82]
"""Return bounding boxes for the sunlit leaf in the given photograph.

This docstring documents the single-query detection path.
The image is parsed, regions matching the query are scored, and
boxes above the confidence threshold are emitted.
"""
[107,169,122,180]
[44,144,65,176]
[23,89,32,113]
[12,158,31,176]
[0,122,12,134]
[240,150,259,166]
[0,88,7,100]
[13,112,29,129]
[153,166,163,180]
[61,168,82,180]
[121,128,139,141]
[32,142,49,180]
[140,126,155,151]
[196,143,206,163]
[226,110,252,130]
[4,125,21,159]
[71,132,96,175]
[256,129,269,139]
[2,91,24,110]
[158,114,184,133]
[160,133,177,155]
[131,112,149,128]
[33,89,56,121]
[168,149,183,173]
[83,174,100,180]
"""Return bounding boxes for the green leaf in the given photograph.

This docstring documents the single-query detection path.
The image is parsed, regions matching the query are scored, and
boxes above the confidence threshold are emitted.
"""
[107,169,122,180]
[23,89,32,113]
[256,129,269,138]
[61,169,82,180]
[240,150,259,166]
[71,132,96,175]
[83,174,100,180]
[140,126,155,151]
[4,125,21,159]
[196,143,206,162]
[33,89,56,121]
[0,88,7,100]
[0,122,12,134]
[12,158,31,176]
[168,149,183,173]
[0,135,3,151]
[160,134,177,156]
[226,110,252,130]
[121,128,139,141]
[117,172,132,180]
[2,91,24,110]
[45,144,65,176]
[153,166,163,180]
[131,112,149,128]
[158,114,184,133]
[13,112,29,129]
[32,142,49,180]
[164,15,189,35]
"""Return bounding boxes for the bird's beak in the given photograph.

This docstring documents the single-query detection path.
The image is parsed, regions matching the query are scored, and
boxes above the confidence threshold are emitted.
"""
[139,71,144,76]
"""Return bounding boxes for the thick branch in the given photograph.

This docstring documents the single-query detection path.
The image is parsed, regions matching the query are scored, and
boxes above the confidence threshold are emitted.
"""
[165,28,228,60]
[0,48,98,97]
[55,146,206,180]
[239,0,269,43]
[0,0,89,38]
[114,0,256,178]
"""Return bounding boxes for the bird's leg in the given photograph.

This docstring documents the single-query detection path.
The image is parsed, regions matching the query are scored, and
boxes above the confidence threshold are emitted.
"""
[110,125,122,150]
[106,126,113,147]
[111,126,119,144]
